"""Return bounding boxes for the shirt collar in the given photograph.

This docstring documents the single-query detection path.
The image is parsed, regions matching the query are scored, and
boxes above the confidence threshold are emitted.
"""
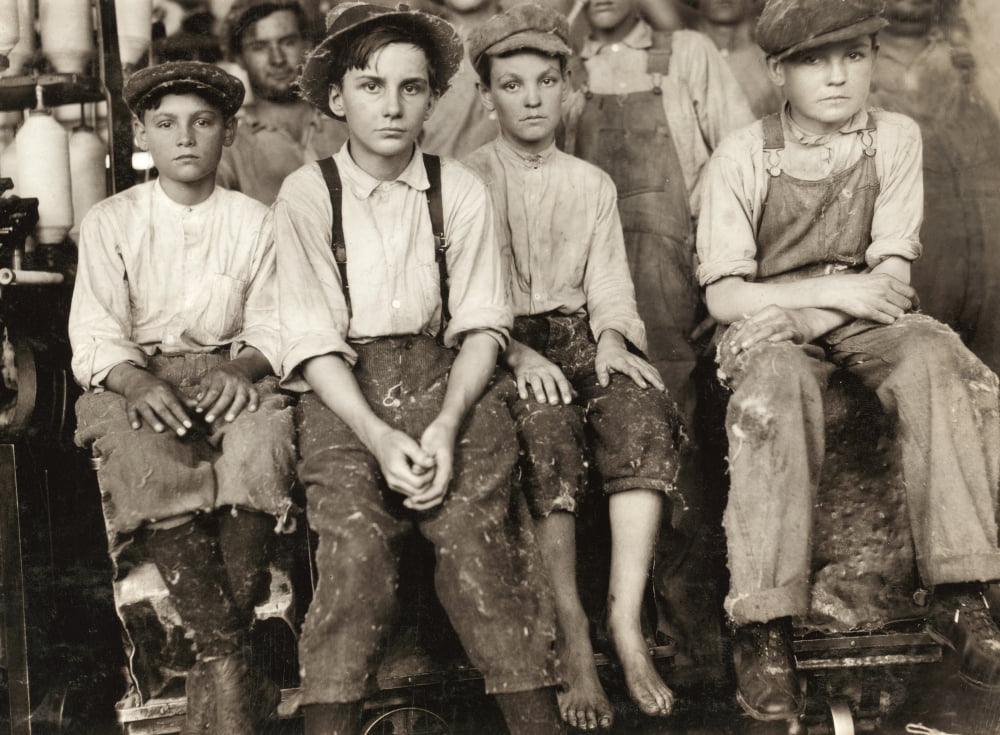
[153,178,217,213]
[333,141,430,199]
[495,134,557,169]
[780,103,871,147]
[581,18,651,59]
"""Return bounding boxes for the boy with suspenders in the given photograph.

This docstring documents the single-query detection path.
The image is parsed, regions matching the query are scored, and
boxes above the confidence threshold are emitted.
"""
[272,4,564,733]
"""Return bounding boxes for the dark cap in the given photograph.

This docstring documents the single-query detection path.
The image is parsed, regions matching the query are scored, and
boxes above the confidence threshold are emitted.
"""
[222,0,305,57]
[124,61,245,118]
[467,3,572,69]
[757,0,888,60]
[298,2,464,119]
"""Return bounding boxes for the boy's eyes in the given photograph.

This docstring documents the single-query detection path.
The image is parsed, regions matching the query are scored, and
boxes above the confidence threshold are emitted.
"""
[503,82,520,92]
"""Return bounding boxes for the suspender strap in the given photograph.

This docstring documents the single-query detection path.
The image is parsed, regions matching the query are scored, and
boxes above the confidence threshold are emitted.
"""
[422,153,450,326]
[762,113,784,177]
[647,31,673,76]
[317,154,450,329]
[317,156,350,312]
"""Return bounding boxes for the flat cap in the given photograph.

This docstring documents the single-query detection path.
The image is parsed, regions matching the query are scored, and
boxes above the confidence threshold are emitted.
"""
[222,0,304,57]
[124,61,245,118]
[757,0,888,60]
[467,3,572,69]
[298,2,463,119]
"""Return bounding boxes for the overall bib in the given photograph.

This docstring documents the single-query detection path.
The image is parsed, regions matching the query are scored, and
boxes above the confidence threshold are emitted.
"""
[719,114,1000,624]
[570,33,699,418]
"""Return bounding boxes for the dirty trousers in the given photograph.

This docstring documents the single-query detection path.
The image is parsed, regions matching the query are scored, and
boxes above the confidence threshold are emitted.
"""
[75,353,297,543]
[295,336,558,705]
[718,314,1000,625]
[508,314,684,518]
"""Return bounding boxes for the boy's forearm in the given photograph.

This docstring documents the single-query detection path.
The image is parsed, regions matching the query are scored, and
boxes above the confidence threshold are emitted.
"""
[871,255,911,284]
[705,276,835,325]
[103,362,151,396]
[302,353,391,452]
[435,331,500,429]
[227,346,273,382]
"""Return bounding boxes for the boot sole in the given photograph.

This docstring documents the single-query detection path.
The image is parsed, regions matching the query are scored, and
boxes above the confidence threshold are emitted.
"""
[735,687,806,722]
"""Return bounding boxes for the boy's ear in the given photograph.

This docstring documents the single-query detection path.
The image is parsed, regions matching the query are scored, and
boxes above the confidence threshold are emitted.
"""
[476,81,496,113]
[765,56,785,88]
[222,116,238,147]
[132,117,149,152]
[328,83,346,119]
[424,92,439,122]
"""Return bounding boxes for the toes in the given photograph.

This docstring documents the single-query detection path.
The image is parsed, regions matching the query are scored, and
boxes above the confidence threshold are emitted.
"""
[584,708,598,730]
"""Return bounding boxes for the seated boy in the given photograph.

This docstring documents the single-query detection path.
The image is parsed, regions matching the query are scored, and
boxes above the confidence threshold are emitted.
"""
[274,5,563,734]
[696,0,1000,721]
[69,62,296,735]
[465,5,685,727]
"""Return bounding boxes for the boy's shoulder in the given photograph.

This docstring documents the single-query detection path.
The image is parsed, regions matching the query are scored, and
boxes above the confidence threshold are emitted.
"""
[465,139,614,190]
[711,117,769,163]
[80,180,157,226]
[868,108,920,137]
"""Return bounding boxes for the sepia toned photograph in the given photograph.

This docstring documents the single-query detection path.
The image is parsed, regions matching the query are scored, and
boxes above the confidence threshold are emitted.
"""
[0,0,999,733]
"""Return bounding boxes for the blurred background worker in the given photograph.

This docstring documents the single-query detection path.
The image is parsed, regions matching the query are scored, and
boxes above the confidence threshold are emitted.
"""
[870,0,1000,374]
[216,0,348,204]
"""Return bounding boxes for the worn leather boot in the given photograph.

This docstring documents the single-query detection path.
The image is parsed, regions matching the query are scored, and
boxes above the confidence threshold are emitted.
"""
[205,649,281,735]
[928,584,1000,689]
[180,660,213,735]
[732,618,804,721]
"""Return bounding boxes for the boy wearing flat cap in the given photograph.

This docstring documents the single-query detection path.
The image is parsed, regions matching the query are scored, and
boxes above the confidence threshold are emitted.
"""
[465,4,685,727]
[273,4,564,733]
[69,61,296,734]
[697,0,1000,721]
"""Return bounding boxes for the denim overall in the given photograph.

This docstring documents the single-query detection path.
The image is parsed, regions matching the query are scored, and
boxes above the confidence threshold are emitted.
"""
[718,113,1000,625]
[570,32,699,417]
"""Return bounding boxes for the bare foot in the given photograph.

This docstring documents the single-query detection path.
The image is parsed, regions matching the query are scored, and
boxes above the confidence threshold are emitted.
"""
[608,619,674,717]
[557,639,614,730]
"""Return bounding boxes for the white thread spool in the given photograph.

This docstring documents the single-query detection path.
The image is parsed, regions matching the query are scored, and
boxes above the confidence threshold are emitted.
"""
[1,0,35,77]
[0,139,16,189]
[115,0,152,68]
[69,123,106,240]
[39,0,93,73]
[16,108,73,243]
[0,0,19,71]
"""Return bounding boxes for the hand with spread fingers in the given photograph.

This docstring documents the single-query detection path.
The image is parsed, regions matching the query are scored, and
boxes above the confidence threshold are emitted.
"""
[504,339,577,405]
[595,329,665,391]
[725,304,815,356]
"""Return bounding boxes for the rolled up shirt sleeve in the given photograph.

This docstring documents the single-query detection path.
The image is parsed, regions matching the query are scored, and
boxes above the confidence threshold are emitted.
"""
[867,113,923,267]
[439,161,512,351]
[274,165,357,392]
[231,212,282,371]
[69,206,148,389]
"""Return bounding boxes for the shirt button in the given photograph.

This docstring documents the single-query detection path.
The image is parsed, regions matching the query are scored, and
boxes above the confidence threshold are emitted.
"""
[392,299,401,309]
[610,43,620,52]
[533,294,542,301]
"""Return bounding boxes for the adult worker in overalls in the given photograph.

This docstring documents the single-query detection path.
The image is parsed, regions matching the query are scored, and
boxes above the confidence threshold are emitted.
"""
[566,0,753,425]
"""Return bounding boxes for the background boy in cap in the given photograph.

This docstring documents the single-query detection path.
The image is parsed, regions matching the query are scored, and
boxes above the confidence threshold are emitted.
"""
[697,0,1000,721]
[69,60,296,734]
[217,0,349,204]
[466,4,685,727]
[566,0,753,425]
[274,4,564,733]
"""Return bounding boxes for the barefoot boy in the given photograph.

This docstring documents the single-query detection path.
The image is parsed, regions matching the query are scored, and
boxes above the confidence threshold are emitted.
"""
[274,4,563,733]
[70,61,295,734]
[466,5,685,726]
[697,0,1000,720]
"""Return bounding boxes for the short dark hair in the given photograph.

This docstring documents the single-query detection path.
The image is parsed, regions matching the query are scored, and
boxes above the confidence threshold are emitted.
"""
[474,49,568,88]
[781,32,879,62]
[328,22,448,97]
[229,2,309,56]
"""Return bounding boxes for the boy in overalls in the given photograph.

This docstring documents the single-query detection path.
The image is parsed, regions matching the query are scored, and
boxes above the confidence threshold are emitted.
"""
[273,4,563,733]
[697,0,1000,721]
[466,4,686,726]
[566,0,753,419]
[70,62,296,734]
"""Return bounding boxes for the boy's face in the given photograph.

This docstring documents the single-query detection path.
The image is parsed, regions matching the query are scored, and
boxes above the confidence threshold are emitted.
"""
[134,92,235,186]
[238,9,309,102]
[586,0,638,34]
[328,42,436,174]
[478,52,565,153]
[767,36,876,135]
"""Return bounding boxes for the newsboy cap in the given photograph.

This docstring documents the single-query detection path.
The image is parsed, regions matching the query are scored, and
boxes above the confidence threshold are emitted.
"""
[467,3,572,69]
[756,0,888,60]
[124,61,245,118]
[222,0,305,58]
[298,2,463,119]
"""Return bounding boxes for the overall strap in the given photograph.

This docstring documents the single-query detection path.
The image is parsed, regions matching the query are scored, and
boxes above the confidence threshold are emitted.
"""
[422,153,450,329]
[317,156,350,312]
[761,113,784,177]
[647,31,673,77]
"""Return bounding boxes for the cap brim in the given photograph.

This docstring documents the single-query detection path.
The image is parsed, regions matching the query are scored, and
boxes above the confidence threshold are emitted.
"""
[129,79,240,118]
[480,31,572,65]
[299,11,463,119]
[776,16,888,60]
